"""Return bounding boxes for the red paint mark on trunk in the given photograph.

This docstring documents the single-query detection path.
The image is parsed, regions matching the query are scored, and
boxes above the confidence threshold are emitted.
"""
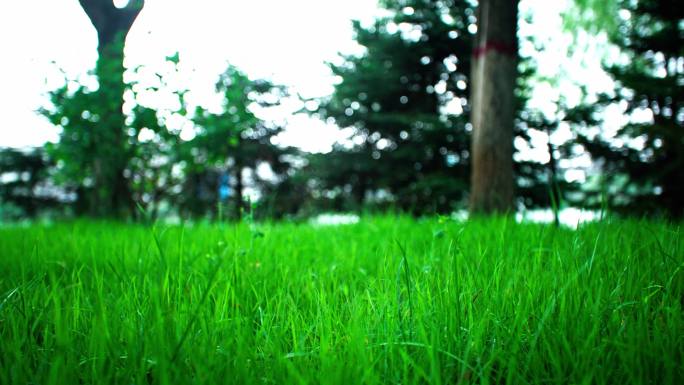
[473,40,517,58]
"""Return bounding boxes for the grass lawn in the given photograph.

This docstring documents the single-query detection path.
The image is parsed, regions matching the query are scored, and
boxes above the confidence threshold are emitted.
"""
[0,217,682,384]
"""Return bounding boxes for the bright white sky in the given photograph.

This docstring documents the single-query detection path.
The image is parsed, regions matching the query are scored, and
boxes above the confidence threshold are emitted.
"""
[0,0,616,157]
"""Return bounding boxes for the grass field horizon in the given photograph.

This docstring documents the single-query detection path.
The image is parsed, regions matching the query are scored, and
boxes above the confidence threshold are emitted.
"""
[1,216,682,384]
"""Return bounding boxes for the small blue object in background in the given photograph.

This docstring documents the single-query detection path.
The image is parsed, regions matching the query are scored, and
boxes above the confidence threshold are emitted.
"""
[219,173,232,200]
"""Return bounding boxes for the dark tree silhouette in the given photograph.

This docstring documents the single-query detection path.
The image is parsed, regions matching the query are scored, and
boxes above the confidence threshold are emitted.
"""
[574,0,684,218]
[78,0,144,55]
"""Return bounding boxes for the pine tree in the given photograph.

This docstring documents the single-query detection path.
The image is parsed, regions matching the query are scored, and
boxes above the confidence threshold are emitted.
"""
[313,0,476,214]
[577,0,683,217]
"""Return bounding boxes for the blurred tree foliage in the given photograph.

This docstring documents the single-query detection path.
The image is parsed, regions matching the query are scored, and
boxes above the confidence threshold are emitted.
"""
[13,0,682,221]
[309,0,476,214]
[574,0,684,217]
[183,65,297,220]
[41,54,295,220]
[125,54,189,219]
[0,147,63,219]
[518,100,600,224]
[564,0,621,36]
[40,52,185,219]
[307,0,570,215]
[36,0,145,218]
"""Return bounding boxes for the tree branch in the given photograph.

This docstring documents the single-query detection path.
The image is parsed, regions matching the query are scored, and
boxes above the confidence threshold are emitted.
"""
[77,0,145,49]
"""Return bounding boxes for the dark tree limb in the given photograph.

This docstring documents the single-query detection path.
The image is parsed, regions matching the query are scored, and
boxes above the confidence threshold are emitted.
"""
[78,0,145,53]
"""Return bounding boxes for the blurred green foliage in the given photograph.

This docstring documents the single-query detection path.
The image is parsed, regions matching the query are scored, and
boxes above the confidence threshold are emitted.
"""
[3,0,682,221]
[39,54,296,220]
[572,0,684,217]
[304,0,588,215]
[305,0,478,214]
[183,66,298,220]
[0,147,62,220]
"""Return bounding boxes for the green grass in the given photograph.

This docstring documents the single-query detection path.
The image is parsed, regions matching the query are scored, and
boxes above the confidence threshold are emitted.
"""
[0,216,682,384]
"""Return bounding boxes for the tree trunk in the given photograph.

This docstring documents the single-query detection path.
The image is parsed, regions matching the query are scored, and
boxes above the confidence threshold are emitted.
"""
[355,175,367,209]
[77,0,144,218]
[234,163,244,221]
[469,0,518,215]
[78,0,144,55]
[546,127,560,227]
